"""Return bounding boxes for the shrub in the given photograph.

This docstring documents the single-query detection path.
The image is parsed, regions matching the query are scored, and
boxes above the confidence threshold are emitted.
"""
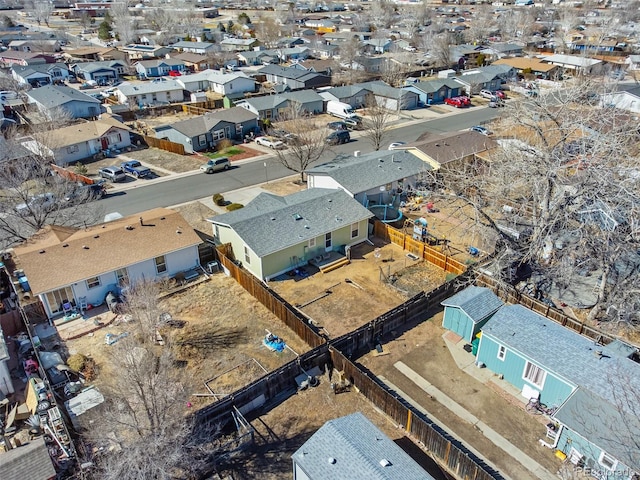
[67,353,87,372]
[216,139,233,151]
[74,162,88,175]
[212,193,225,206]
[226,203,244,211]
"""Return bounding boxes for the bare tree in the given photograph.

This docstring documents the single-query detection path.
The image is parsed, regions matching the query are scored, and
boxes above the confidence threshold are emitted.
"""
[420,79,640,329]
[361,95,392,151]
[28,0,53,27]
[273,102,328,183]
[254,16,281,49]
[337,36,363,84]
[110,2,136,45]
[380,54,411,87]
[431,33,454,69]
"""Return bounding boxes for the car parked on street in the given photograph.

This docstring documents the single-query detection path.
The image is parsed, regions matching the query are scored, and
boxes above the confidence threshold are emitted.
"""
[200,157,231,174]
[326,130,350,145]
[255,136,285,149]
[98,166,126,182]
[120,160,151,178]
[15,192,56,216]
[470,125,492,136]
[388,142,406,150]
[327,121,349,131]
[488,98,505,108]
[64,181,107,202]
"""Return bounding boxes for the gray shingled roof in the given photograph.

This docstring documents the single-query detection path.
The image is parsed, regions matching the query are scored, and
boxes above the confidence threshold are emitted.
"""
[553,389,640,468]
[292,412,433,480]
[135,58,185,68]
[209,188,373,257]
[240,90,323,111]
[74,60,125,73]
[306,150,429,195]
[165,106,256,137]
[258,64,321,82]
[482,304,640,414]
[117,79,184,96]
[27,84,100,108]
[441,286,503,323]
[326,84,370,98]
[0,437,56,480]
[406,78,461,94]
[12,63,68,77]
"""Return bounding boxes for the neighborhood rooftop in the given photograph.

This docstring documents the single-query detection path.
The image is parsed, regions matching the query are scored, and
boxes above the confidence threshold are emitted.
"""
[117,78,184,96]
[441,286,503,322]
[13,208,201,295]
[27,84,100,108]
[208,188,372,258]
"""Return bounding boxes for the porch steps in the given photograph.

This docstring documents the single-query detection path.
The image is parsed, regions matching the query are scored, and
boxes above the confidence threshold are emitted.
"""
[320,257,350,274]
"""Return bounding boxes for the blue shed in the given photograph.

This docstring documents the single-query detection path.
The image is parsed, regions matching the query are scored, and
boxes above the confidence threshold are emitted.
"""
[441,286,503,342]
[477,304,640,476]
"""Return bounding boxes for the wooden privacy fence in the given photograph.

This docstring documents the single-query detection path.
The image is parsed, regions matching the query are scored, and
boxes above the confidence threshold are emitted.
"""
[50,164,96,184]
[475,272,617,345]
[142,135,186,155]
[329,348,502,480]
[374,220,467,275]
[216,250,327,348]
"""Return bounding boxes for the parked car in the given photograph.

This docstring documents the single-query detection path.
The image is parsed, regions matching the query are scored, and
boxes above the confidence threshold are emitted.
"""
[388,142,406,150]
[470,125,492,136]
[444,97,466,108]
[493,90,506,99]
[255,136,285,149]
[0,90,18,102]
[326,130,350,145]
[98,166,126,182]
[200,157,231,174]
[15,192,56,216]
[480,89,496,100]
[270,129,294,140]
[327,121,349,131]
[120,160,151,178]
[488,98,505,108]
[64,181,106,202]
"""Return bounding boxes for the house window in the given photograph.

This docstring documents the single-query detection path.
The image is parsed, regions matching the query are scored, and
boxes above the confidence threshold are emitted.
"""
[523,361,546,388]
[198,134,206,145]
[86,276,101,289]
[212,129,225,140]
[115,268,129,286]
[244,245,250,264]
[152,93,157,101]
[264,110,272,119]
[308,237,316,248]
[155,255,167,274]
[325,232,332,249]
[497,345,506,360]
[350,222,359,239]
[45,286,75,315]
[67,145,79,153]
[598,452,618,471]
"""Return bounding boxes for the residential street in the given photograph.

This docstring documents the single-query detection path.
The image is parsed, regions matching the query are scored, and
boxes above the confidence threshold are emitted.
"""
[99,107,501,217]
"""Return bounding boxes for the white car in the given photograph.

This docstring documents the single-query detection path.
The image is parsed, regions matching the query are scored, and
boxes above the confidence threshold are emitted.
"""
[480,89,496,100]
[15,193,56,216]
[388,142,407,150]
[255,136,285,149]
[470,125,492,136]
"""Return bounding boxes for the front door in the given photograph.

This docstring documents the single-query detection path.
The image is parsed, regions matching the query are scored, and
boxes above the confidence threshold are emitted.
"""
[325,232,332,252]
[101,137,108,150]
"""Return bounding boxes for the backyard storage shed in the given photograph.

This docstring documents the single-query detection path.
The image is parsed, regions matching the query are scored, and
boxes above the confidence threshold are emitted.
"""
[291,412,434,480]
[441,286,503,342]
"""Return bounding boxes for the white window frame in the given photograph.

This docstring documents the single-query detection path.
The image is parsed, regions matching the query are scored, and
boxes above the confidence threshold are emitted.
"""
[198,134,206,145]
[523,361,546,388]
[243,245,250,265]
[86,276,101,289]
[115,268,129,286]
[155,255,167,274]
[350,222,359,239]
[308,237,316,248]
[325,232,332,250]
[497,345,506,361]
[212,129,225,140]
[598,451,618,471]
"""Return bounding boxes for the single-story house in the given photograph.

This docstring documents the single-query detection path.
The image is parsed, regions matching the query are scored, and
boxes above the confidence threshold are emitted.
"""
[31,115,131,165]
[289,59,334,76]
[0,437,56,480]
[236,90,324,120]
[454,70,502,95]
[115,79,185,107]
[481,42,524,59]
[176,69,256,96]
[319,85,371,109]
[403,78,462,105]
[257,64,331,90]
[11,62,70,87]
[208,188,373,281]
[441,286,503,343]
[71,60,129,84]
[310,43,339,59]
[323,31,372,43]
[306,150,429,207]
[9,39,61,53]
[170,40,218,55]
[62,46,128,62]
[220,38,260,52]
[540,53,604,75]
[450,44,485,69]
[359,80,419,110]
[134,59,186,78]
[350,55,387,73]
[276,36,307,48]
[476,304,640,477]
[600,86,640,114]
[292,412,433,480]
[492,57,560,79]
[0,50,50,66]
[169,52,213,72]
[237,47,310,66]
[118,44,173,60]
[13,208,202,319]
[26,84,102,119]
[362,38,392,54]
[154,106,258,153]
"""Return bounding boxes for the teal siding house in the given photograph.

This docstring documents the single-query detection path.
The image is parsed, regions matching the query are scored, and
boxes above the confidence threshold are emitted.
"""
[477,305,640,478]
[441,286,503,343]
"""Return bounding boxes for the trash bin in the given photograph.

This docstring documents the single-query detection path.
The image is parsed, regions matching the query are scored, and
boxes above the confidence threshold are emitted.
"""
[471,337,480,356]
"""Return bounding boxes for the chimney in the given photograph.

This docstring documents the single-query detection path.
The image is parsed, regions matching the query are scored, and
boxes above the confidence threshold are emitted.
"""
[354,151,360,157]
[139,216,144,226]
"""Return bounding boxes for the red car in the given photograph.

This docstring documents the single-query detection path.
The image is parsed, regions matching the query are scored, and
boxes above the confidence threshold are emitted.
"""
[444,97,464,108]
[493,90,506,99]
[458,95,471,106]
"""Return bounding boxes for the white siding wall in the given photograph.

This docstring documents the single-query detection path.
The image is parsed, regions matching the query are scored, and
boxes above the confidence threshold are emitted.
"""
[306,175,351,193]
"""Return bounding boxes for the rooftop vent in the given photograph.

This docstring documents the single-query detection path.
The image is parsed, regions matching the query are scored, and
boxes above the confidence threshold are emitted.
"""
[39,249,45,254]
[93,235,99,239]
[160,216,166,220]
[328,458,336,465]
[82,245,89,250]
[379,459,391,467]
[125,225,134,231]
[271,216,276,220]
[292,213,303,220]
[62,244,68,248]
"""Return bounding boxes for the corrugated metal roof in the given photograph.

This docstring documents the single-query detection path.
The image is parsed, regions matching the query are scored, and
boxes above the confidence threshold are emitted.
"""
[292,412,433,480]
[441,286,503,323]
